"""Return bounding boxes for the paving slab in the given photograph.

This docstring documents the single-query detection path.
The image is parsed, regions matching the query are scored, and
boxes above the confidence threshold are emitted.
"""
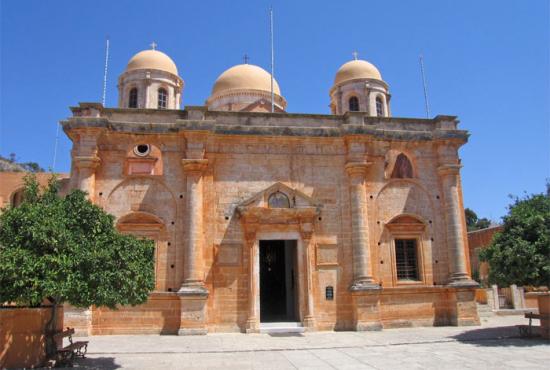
[46,315,548,369]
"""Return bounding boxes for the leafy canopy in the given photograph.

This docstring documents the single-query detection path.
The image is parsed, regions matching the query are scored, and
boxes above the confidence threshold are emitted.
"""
[0,175,155,308]
[465,207,491,231]
[479,190,550,287]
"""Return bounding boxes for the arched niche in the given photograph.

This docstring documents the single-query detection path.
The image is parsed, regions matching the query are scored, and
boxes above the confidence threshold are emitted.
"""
[375,180,434,224]
[9,187,25,208]
[106,177,176,223]
[117,211,169,292]
[384,150,416,179]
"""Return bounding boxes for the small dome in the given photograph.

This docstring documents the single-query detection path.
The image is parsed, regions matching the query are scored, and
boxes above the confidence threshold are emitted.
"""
[126,49,178,76]
[334,59,382,85]
[211,64,281,97]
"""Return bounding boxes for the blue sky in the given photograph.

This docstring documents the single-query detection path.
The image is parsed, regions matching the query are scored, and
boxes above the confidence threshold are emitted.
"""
[1,0,548,220]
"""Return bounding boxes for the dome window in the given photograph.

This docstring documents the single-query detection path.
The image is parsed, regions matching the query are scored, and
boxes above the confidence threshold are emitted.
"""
[158,88,168,109]
[349,96,359,112]
[376,96,384,116]
[134,144,151,157]
[129,88,138,108]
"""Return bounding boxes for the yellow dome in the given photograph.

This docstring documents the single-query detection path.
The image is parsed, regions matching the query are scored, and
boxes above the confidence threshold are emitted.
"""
[212,64,281,97]
[334,59,382,85]
[126,49,178,76]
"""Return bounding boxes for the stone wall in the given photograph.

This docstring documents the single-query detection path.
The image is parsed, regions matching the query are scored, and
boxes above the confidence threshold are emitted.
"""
[0,172,69,209]
[61,104,478,334]
[90,293,180,335]
[0,306,63,369]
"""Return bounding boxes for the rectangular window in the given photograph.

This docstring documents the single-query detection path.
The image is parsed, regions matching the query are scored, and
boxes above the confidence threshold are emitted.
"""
[395,239,419,280]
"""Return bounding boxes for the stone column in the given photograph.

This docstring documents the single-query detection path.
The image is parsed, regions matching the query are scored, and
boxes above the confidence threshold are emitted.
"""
[177,159,208,335]
[73,156,100,200]
[345,162,378,291]
[438,164,477,287]
[245,227,259,333]
[301,222,316,329]
[179,159,209,293]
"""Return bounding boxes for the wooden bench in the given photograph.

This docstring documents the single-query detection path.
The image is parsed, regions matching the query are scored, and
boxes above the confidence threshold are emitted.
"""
[52,327,88,366]
[519,312,544,337]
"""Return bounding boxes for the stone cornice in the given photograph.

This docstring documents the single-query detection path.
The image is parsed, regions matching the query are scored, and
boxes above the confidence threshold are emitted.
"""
[437,164,463,176]
[345,162,371,176]
[73,156,101,169]
[181,159,208,173]
[61,105,468,144]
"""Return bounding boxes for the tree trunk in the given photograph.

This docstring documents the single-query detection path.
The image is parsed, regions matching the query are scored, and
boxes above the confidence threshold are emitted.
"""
[44,297,60,360]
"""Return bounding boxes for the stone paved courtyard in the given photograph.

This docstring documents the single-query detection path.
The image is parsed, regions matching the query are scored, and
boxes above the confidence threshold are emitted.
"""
[64,316,549,369]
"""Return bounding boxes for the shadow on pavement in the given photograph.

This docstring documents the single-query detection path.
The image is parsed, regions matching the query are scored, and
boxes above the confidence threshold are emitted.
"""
[452,326,548,347]
[268,333,305,338]
[69,357,121,369]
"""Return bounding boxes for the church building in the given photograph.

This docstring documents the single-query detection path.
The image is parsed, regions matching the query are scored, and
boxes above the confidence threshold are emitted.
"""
[62,46,479,335]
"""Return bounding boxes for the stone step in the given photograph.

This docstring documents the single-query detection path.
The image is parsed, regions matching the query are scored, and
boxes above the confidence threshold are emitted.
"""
[260,322,305,334]
[476,304,495,317]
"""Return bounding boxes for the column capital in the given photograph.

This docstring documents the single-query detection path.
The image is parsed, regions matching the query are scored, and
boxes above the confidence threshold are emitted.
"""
[181,158,208,173]
[437,163,462,176]
[73,156,100,169]
[345,161,371,177]
[300,222,314,241]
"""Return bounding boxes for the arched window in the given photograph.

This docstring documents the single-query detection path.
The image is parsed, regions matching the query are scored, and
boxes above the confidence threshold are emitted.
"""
[391,153,414,179]
[268,191,290,208]
[376,96,384,116]
[158,88,168,109]
[129,88,138,108]
[348,96,359,112]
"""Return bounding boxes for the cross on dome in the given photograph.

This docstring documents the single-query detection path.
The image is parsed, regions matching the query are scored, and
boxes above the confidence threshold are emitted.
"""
[150,41,157,50]
[352,51,359,60]
[243,54,250,64]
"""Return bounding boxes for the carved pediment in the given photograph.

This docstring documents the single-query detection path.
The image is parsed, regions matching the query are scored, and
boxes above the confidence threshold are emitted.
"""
[235,182,322,224]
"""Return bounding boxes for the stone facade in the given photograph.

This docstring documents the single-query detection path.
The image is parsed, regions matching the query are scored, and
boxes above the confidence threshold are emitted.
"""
[61,102,479,334]
[0,172,69,209]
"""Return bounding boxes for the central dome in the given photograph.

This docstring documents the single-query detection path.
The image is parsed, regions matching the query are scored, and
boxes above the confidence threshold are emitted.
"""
[126,49,178,76]
[211,64,281,97]
[334,59,382,85]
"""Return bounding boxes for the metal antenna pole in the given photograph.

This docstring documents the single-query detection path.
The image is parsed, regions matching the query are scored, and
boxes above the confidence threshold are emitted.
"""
[419,54,431,118]
[102,38,110,107]
[51,122,60,172]
[270,6,275,113]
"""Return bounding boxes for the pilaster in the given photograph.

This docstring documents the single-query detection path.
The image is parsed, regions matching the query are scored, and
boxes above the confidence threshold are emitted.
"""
[437,163,477,287]
[345,161,379,291]
[300,222,316,330]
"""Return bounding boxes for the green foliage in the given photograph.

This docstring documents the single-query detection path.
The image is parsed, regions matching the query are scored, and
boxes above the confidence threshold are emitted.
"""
[479,191,550,287]
[0,175,155,308]
[465,207,491,231]
[20,162,45,173]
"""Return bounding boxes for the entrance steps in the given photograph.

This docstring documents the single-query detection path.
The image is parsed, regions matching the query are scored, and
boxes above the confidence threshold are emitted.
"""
[260,322,305,334]
[477,303,495,318]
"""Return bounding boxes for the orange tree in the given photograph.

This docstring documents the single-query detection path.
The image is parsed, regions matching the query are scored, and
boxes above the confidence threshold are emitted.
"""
[480,187,550,288]
[0,175,155,355]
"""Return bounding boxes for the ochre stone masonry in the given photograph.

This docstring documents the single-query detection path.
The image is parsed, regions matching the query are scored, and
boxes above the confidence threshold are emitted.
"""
[61,105,480,334]
[60,49,479,334]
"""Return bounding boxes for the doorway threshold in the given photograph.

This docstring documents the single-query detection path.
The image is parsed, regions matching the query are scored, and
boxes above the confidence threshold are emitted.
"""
[259,322,305,334]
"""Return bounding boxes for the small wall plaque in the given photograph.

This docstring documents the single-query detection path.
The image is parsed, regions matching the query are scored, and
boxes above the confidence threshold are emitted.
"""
[325,286,334,301]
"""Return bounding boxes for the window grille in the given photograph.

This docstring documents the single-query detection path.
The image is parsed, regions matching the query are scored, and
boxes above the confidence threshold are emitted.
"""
[395,239,419,280]
[268,191,290,208]
[376,96,384,116]
[158,88,168,109]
